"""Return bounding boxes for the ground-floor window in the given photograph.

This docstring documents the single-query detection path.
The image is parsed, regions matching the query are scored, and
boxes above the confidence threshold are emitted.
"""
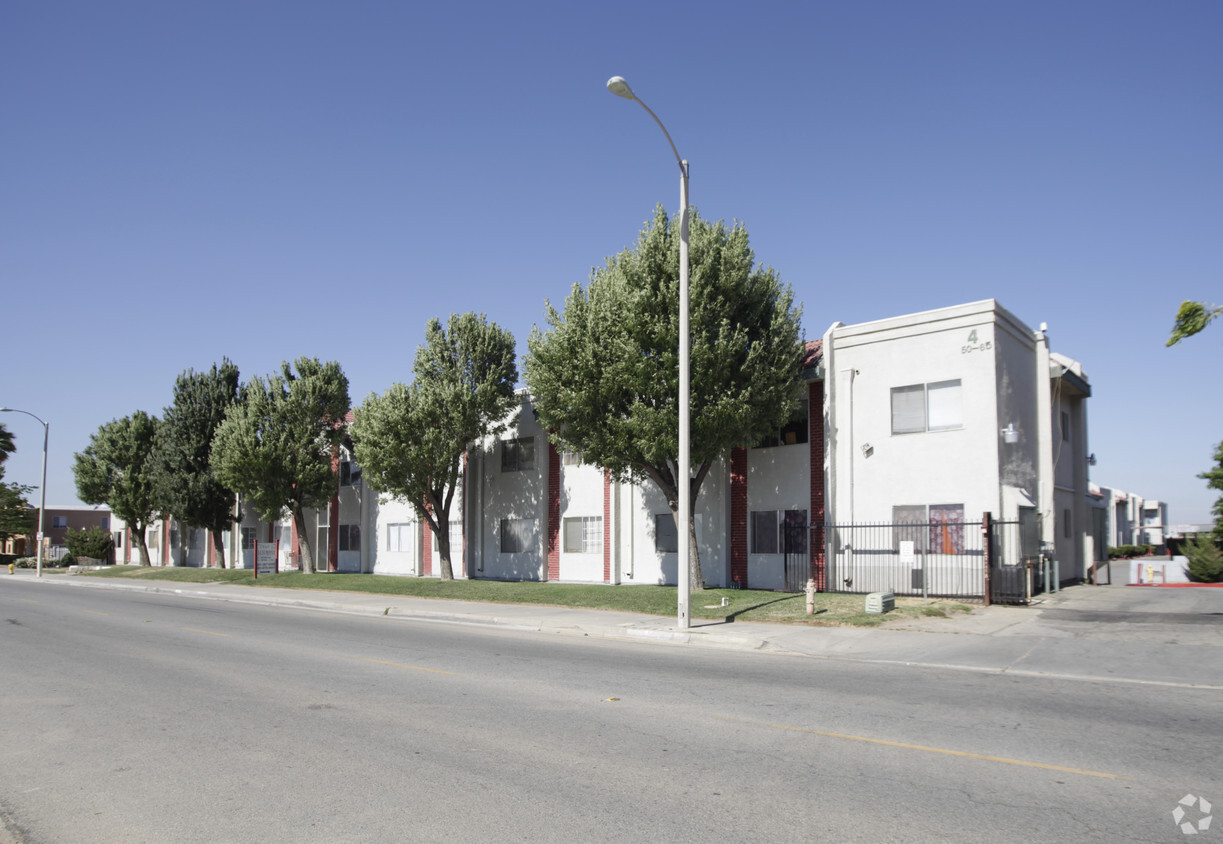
[752,510,807,554]
[563,516,601,554]
[387,523,412,552]
[893,504,964,554]
[500,518,536,554]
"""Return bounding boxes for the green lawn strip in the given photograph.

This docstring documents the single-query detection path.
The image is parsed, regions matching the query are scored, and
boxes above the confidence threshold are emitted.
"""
[79,566,973,626]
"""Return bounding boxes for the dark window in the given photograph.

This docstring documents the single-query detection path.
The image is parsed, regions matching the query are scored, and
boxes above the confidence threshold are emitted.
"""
[501,438,536,472]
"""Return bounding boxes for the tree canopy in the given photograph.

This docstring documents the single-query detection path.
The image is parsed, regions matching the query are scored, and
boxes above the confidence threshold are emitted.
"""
[211,357,349,574]
[1200,441,1223,544]
[525,205,805,588]
[73,411,161,565]
[1167,300,1221,346]
[0,482,36,547]
[0,423,14,475]
[354,313,518,580]
[152,359,242,567]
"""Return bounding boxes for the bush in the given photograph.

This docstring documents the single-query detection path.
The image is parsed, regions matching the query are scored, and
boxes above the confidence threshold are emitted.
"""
[13,556,38,569]
[1107,544,1153,559]
[63,526,114,561]
[1182,535,1223,583]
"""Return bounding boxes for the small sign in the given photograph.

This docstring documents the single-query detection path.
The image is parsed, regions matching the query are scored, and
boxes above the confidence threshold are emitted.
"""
[254,540,279,577]
[899,540,916,565]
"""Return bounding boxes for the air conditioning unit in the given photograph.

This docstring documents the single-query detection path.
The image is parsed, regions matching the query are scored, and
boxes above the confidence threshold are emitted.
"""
[865,592,895,614]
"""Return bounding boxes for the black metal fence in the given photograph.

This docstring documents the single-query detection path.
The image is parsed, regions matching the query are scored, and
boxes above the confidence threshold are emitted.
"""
[813,515,1043,603]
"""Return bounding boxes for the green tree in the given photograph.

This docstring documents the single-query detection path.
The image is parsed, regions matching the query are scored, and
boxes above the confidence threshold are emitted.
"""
[353,313,518,581]
[1200,441,1223,544]
[211,357,350,574]
[73,412,161,566]
[63,525,115,562]
[1167,300,1222,346]
[525,205,805,589]
[1181,533,1223,583]
[152,360,242,567]
[0,482,36,548]
[0,423,14,475]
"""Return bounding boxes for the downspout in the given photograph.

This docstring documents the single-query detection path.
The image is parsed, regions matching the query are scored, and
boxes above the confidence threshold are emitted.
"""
[1034,324,1055,552]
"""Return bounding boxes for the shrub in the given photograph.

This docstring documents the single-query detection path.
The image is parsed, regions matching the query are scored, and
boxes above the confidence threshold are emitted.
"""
[63,526,114,561]
[1182,534,1223,583]
[14,556,38,569]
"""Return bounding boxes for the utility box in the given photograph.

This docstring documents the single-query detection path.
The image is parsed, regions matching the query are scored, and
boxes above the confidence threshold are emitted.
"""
[865,592,895,614]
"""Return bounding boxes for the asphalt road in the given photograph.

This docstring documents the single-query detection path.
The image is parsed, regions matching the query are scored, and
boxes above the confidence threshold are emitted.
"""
[2,581,1220,843]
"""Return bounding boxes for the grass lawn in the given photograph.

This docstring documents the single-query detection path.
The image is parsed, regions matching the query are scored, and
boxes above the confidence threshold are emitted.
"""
[78,565,974,627]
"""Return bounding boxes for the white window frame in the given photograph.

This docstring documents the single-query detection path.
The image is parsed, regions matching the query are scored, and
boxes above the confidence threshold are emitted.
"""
[891,379,962,434]
[387,523,413,553]
[563,516,602,554]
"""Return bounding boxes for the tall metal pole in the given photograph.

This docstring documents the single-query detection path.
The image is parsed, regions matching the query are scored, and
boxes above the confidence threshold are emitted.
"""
[677,159,690,629]
[1,408,48,578]
[607,76,691,629]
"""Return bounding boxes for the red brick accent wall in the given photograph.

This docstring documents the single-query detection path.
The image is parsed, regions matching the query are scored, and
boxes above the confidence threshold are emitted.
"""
[546,442,561,581]
[809,381,826,591]
[730,447,748,588]
[603,470,612,583]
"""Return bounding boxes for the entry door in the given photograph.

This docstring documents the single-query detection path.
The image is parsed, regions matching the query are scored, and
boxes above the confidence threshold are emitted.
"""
[782,510,808,592]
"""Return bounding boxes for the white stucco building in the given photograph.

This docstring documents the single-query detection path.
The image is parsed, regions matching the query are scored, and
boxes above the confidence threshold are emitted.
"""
[135,299,1098,599]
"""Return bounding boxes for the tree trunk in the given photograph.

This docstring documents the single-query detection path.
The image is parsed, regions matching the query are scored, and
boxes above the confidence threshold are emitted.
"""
[434,512,454,581]
[134,527,151,566]
[293,506,315,574]
[687,512,704,590]
[211,527,227,568]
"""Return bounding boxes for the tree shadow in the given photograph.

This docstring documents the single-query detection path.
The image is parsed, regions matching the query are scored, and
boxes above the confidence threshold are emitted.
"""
[692,593,824,626]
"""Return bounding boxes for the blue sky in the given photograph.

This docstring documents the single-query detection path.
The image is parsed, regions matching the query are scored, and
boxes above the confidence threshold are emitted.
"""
[2,0,1220,524]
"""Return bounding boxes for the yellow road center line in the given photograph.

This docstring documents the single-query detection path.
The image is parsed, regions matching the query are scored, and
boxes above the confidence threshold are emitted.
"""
[181,627,228,637]
[772,724,1131,780]
[359,657,457,676]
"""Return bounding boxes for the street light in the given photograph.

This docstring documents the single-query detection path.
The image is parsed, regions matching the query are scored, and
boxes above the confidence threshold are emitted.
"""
[1,407,49,578]
[607,75,691,630]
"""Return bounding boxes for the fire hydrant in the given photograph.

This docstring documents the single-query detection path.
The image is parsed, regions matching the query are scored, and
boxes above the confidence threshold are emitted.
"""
[7,563,13,575]
[806,578,817,615]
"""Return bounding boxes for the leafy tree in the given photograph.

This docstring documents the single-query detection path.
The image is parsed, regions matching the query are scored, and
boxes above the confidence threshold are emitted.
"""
[211,357,350,574]
[73,412,161,566]
[1167,300,1221,346]
[0,482,36,547]
[152,360,242,567]
[0,423,14,475]
[1181,533,1223,583]
[1200,441,1223,544]
[354,313,518,581]
[63,525,115,562]
[525,205,804,588]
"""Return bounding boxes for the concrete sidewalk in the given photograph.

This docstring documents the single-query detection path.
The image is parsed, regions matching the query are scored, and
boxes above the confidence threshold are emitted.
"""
[6,570,1223,690]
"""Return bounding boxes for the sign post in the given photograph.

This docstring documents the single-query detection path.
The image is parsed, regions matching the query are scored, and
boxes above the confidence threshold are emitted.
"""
[254,539,279,579]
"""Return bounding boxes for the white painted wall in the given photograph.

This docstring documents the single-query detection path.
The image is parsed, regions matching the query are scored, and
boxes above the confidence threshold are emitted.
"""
[746,442,811,590]
[825,301,1009,526]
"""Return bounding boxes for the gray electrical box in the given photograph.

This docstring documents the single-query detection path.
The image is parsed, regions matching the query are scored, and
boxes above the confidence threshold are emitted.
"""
[865,592,895,614]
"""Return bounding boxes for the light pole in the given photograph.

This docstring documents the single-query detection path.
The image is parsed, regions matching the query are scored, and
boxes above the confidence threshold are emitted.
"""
[1,407,49,578]
[607,75,691,630]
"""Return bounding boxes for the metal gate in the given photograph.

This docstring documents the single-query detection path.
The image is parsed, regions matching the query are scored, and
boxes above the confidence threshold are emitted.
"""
[783,510,808,592]
[812,512,1045,602]
[985,512,1043,605]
